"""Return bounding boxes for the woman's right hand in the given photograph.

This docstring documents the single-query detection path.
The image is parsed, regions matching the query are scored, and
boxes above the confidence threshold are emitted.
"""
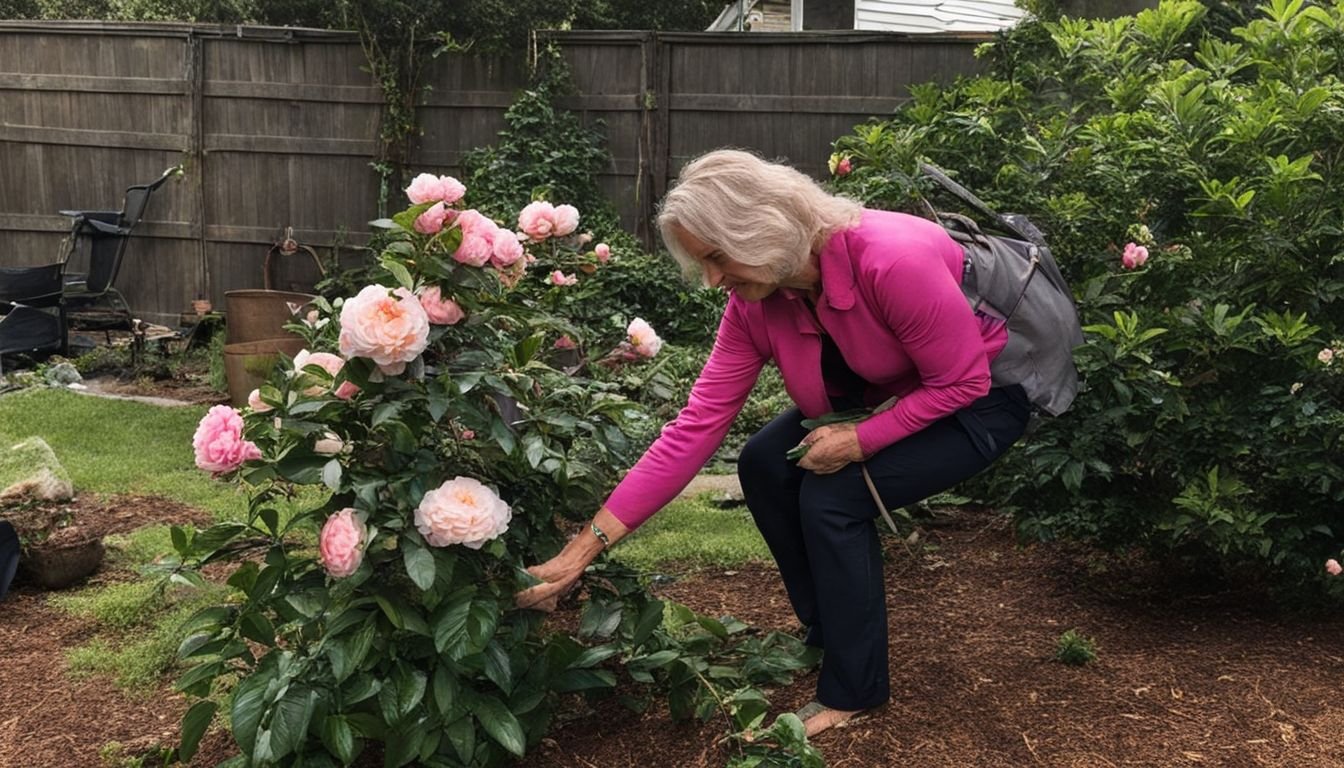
[515,508,629,612]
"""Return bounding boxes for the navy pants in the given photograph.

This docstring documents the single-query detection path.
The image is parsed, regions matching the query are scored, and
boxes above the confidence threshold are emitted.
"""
[0,520,18,601]
[737,386,1030,710]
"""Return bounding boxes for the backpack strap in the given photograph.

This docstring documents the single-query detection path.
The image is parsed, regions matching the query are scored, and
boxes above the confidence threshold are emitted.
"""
[919,162,1042,245]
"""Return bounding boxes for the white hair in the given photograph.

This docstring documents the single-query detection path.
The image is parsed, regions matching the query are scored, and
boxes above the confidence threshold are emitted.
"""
[657,149,862,285]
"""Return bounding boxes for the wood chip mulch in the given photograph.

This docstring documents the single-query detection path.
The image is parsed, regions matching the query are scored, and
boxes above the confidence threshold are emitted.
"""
[3,503,1343,768]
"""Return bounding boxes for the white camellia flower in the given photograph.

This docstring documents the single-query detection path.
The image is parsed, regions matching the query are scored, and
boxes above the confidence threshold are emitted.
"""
[415,477,512,549]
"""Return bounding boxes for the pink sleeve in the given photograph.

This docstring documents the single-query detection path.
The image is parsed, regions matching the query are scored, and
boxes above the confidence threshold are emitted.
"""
[603,300,767,530]
[853,246,991,457]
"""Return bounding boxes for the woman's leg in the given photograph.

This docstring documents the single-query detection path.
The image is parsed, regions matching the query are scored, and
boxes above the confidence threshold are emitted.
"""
[799,387,1030,713]
[737,409,821,640]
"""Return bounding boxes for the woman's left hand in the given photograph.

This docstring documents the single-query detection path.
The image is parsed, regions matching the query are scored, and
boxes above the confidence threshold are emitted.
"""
[796,423,864,474]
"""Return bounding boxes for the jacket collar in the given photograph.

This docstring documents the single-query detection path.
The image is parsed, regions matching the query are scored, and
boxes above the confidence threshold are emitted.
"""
[816,227,856,311]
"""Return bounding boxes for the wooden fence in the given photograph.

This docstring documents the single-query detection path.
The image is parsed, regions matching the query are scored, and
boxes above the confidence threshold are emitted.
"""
[0,22,985,323]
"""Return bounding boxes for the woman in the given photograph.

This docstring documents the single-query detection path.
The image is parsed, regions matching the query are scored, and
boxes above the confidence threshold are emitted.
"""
[516,149,1030,737]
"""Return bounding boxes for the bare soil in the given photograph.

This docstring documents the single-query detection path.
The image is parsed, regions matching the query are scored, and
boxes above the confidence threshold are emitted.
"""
[2,503,1341,768]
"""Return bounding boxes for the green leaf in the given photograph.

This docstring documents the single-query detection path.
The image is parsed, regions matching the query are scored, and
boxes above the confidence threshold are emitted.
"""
[268,686,318,760]
[403,538,436,591]
[483,641,513,694]
[322,459,343,491]
[444,717,475,764]
[321,716,356,765]
[393,663,428,718]
[467,692,526,757]
[178,701,217,763]
[175,660,223,697]
[433,590,475,655]
[229,667,272,757]
[551,668,616,692]
[433,664,463,719]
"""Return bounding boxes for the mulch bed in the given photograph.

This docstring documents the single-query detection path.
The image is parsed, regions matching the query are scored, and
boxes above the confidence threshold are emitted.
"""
[3,503,1342,768]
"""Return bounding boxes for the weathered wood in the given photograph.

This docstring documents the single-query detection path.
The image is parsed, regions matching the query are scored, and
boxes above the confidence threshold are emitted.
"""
[0,22,983,323]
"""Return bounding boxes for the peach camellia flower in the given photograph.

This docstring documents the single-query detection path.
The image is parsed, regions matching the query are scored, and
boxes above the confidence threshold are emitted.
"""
[314,432,346,456]
[417,286,465,325]
[1319,347,1335,366]
[627,317,663,358]
[319,508,366,578]
[552,204,580,237]
[518,201,557,241]
[549,270,578,287]
[415,477,512,549]
[338,285,430,375]
[1121,242,1149,270]
[1327,559,1342,576]
[247,388,273,413]
[594,242,611,264]
[193,405,262,475]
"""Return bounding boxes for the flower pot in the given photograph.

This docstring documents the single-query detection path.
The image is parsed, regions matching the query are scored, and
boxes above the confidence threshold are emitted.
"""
[192,298,213,316]
[20,532,104,590]
[224,289,316,345]
[223,337,307,407]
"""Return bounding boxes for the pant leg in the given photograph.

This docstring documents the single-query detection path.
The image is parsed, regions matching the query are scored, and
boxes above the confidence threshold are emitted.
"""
[737,409,821,639]
[799,386,1030,710]
[0,520,19,601]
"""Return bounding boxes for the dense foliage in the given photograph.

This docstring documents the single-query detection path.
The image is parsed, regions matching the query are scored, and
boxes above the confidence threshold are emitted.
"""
[829,0,1344,596]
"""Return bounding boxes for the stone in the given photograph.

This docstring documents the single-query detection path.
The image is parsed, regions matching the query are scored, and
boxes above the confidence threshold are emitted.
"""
[0,437,74,503]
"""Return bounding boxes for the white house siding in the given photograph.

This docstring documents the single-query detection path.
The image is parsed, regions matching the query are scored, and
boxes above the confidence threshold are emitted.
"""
[854,0,1026,33]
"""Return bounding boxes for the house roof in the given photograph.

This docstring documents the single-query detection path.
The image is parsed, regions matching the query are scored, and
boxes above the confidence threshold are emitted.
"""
[854,1,1025,33]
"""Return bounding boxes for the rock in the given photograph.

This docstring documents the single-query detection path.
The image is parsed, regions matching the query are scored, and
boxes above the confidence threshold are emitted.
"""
[42,361,82,387]
[0,437,74,503]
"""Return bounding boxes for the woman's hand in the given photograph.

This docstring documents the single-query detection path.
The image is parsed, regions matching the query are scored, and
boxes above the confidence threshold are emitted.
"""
[796,423,864,474]
[515,508,629,611]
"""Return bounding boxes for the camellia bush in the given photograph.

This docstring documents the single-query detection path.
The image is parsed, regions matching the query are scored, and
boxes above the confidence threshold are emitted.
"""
[828,0,1344,596]
[167,175,822,767]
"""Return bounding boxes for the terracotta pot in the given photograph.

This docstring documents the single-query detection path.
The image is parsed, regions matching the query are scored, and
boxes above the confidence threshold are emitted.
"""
[192,298,213,316]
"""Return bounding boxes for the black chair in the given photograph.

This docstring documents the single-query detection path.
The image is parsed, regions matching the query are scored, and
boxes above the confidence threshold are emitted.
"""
[0,261,67,366]
[61,165,180,332]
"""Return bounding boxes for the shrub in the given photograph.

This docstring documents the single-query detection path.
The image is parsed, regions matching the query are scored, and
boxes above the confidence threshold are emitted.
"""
[829,0,1344,597]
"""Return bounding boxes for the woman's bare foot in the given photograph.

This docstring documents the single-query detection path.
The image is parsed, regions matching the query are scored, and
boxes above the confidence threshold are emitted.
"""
[800,705,863,737]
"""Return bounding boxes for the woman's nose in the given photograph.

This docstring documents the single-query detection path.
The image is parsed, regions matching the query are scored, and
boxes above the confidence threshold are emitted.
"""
[705,262,724,288]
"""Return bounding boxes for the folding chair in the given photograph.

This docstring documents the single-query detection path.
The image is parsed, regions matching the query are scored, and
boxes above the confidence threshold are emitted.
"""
[61,166,180,333]
[0,261,67,370]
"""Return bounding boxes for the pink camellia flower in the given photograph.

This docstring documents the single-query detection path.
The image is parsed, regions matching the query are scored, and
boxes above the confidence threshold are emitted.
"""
[554,334,577,350]
[627,317,663,358]
[318,508,366,578]
[1319,347,1335,365]
[334,380,361,400]
[460,429,476,440]
[405,173,444,205]
[491,231,525,268]
[193,405,262,475]
[1326,559,1342,576]
[414,202,451,235]
[549,270,578,287]
[452,210,497,267]
[293,349,346,396]
[836,157,852,176]
[415,476,512,549]
[1121,242,1149,270]
[338,285,430,375]
[552,204,580,237]
[518,201,557,241]
[247,388,273,413]
[417,286,465,325]
[594,243,611,264]
[437,175,466,205]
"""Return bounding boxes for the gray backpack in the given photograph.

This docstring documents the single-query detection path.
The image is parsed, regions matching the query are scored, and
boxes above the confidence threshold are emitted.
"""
[920,163,1084,417]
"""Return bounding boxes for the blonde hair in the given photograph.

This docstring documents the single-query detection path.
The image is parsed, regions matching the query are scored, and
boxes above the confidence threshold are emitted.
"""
[657,149,862,285]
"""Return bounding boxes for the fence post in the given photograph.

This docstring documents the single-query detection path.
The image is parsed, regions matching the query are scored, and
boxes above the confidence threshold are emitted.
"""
[649,33,673,251]
[186,32,209,305]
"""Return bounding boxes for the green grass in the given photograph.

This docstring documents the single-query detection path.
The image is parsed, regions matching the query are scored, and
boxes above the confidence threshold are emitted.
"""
[612,494,773,571]
[0,389,247,521]
[58,580,231,693]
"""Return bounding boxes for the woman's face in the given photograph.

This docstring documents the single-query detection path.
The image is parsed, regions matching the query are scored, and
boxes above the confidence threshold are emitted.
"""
[670,224,780,302]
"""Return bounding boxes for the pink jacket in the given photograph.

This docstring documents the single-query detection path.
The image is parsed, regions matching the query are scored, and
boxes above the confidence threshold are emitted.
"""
[604,209,1008,529]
